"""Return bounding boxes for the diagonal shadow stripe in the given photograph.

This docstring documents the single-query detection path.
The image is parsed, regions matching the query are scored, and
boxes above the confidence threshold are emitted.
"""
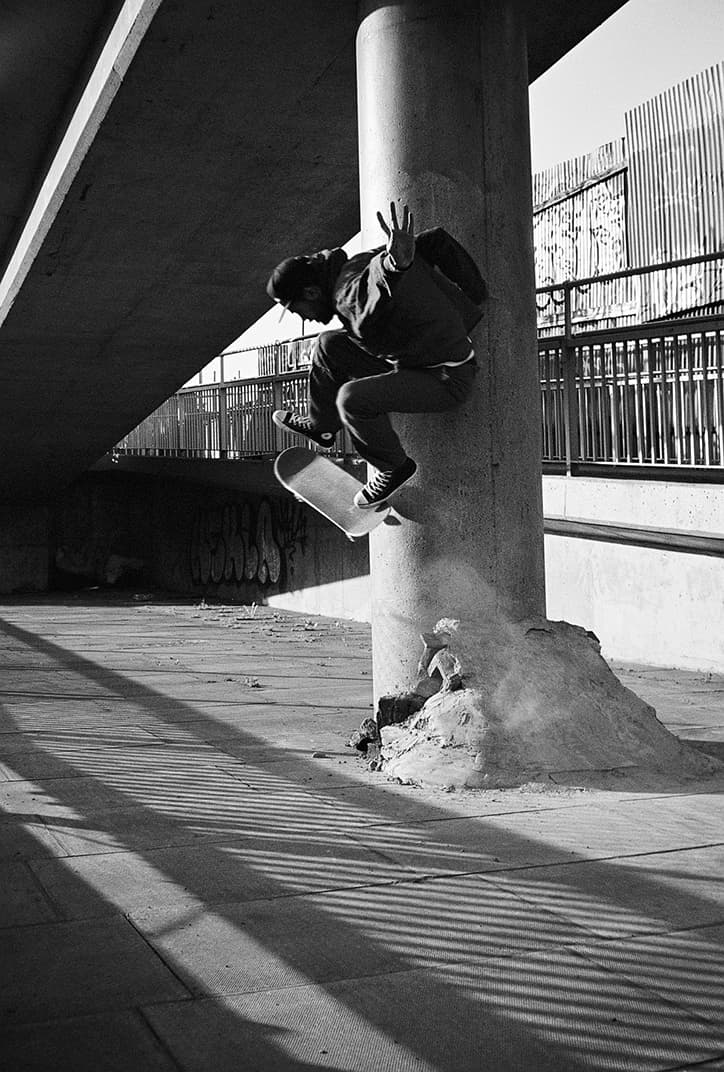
[0,600,723,1071]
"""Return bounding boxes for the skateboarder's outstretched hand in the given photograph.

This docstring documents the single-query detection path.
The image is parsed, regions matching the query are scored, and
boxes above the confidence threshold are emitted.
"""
[377,202,415,270]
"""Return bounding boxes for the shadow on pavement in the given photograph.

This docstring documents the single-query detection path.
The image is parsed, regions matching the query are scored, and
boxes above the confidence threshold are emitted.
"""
[0,597,722,1071]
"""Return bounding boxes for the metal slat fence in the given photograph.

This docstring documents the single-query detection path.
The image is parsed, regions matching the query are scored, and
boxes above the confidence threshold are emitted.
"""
[539,320,724,471]
[115,372,353,460]
[538,252,724,475]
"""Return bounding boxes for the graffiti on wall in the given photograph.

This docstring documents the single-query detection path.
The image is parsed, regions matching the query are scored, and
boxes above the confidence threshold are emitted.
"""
[535,172,634,329]
[190,499,307,589]
[534,173,627,289]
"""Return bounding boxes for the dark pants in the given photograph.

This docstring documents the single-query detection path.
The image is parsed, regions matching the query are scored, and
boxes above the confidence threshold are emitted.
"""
[308,330,476,470]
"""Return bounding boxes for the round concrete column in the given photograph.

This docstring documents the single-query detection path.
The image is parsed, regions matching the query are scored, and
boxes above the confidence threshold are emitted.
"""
[356,0,546,700]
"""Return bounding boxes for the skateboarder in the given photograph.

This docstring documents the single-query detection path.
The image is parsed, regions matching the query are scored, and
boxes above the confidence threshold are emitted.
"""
[267,204,486,508]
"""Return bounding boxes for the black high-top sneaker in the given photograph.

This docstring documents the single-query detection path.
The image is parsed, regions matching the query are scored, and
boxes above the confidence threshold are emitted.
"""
[353,457,417,508]
[272,410,336,450]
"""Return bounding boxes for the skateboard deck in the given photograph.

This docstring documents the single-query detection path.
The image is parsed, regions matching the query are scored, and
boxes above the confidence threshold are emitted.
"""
[274,447,390,539]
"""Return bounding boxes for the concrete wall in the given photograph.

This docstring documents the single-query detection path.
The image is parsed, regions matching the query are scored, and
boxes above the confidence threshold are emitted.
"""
[52,473,154,589]
[258,472,724,671]
[0,506,49,593]
[6,469,723,673]
[48,472,370,621]
[152,479,370,621]
[543,475,724,671]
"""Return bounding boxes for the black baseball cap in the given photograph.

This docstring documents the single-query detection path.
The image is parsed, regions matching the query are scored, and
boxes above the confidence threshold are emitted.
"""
[266,256,316,309]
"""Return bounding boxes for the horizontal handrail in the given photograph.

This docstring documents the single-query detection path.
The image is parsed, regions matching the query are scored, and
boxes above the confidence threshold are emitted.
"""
[539,313,724,349]
[177,369,307,393]
[536,249,724,295]
[545,516,724,556]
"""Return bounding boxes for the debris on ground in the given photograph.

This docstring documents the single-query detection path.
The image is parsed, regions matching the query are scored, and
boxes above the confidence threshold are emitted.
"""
[348,717,379,753]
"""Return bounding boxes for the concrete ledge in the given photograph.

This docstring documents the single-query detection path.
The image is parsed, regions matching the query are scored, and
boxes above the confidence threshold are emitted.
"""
[545,516,724,557]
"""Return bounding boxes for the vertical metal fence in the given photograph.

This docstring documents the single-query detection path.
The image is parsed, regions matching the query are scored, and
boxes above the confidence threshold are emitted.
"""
[537,252,724,475]
[115,371,354,461]
[539,319,724,472]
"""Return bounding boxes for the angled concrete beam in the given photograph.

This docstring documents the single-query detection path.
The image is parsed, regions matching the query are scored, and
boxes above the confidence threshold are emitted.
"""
[0,0,161,327]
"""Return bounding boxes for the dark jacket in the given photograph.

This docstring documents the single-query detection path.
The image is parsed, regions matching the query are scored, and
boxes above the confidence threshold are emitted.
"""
[328,227,486,369]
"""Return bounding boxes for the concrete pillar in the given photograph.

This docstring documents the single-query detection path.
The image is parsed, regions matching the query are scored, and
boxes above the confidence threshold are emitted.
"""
[356,0,546,699]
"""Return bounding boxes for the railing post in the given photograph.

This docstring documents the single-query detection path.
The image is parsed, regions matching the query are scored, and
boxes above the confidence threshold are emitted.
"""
[272,377,285,452]
[562,283,580,475]
[178,395,188,456]
[218,384,228,458]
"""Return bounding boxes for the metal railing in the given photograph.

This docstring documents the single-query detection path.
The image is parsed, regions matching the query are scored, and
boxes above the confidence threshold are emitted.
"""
[538,252,724,476]
[540,314,724,473]
[116,372,352,460]
[114,253,724,478]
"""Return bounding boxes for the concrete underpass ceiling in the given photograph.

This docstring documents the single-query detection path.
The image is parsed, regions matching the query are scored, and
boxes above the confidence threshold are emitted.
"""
[0,0,625,504]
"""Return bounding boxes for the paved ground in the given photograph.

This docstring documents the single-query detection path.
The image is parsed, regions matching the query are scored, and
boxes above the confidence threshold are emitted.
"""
[0,593,722,1072]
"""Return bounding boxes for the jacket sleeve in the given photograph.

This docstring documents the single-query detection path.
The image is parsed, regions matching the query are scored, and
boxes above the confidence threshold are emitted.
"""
[334,247,405,339]
[416,227,487,304]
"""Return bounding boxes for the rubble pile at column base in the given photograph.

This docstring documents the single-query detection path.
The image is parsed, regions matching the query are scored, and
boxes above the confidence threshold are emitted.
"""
[378,617,720,790]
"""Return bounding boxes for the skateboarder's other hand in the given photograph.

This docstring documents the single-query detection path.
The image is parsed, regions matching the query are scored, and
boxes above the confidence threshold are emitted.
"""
[377,202,415,271]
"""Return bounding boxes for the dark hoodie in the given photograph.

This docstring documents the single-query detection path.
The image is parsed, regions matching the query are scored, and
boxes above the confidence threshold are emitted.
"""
[317,228,486,369]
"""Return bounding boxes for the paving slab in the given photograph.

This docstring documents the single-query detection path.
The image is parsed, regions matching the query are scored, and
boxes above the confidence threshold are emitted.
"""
[680,1059,724,1071]
[303,778,680,822]
[470,798,722,857]
[611,790,724,840]
[575,921,724,1027]
[1,596,723,1072]
[0,859,59,926]
[613,663,724,726]
[219,752,373,790]
[145,716,360,751]
[479,843,724,937]
[344,795,723,879]
[0,1010,180,1072]
[130,869,594,1000]
[0,916,189,1026]
[0,747,122,782]
[143,945,724,1072]
[30,833,409,921]
[0,817,67,861]
[345,814,571,875]
[33,805,223,857]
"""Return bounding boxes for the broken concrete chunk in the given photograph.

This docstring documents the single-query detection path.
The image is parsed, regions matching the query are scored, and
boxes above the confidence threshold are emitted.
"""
[376,693,427,729]
[418,631,449,675]
[348,717,380,752]
[428,648,463,691]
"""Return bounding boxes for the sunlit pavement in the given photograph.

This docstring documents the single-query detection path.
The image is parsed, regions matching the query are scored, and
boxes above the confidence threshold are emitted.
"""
[0,594,722,1072]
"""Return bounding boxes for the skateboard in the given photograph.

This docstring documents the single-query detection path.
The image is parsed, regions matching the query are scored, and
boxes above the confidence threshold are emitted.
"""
[274,447,390,540]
